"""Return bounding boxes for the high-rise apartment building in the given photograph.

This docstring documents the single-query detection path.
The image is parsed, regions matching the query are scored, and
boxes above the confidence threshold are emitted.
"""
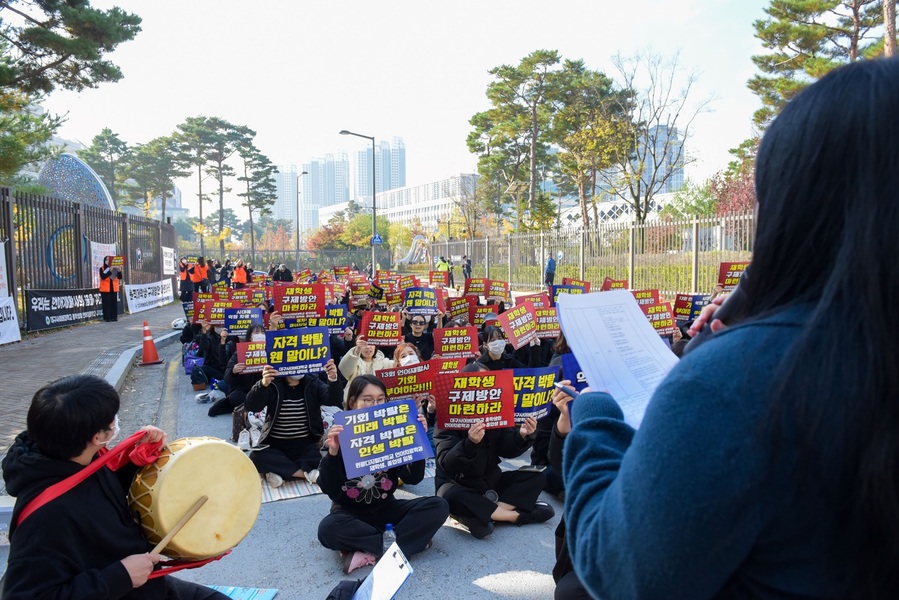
[297,152,350,235]
[354,136,406,197]
[273,166,299,230]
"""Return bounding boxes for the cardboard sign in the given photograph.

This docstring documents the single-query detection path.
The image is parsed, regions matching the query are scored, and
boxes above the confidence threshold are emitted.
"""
[718,261,750,291]
[673,294,709,323]
[496,301,538,349]
[561,277,591,293]
[516,292,550,309]
[601,277,629,291]
[469,304,496,327]
[463,278,487,297]
[639,302,677,336]
[375,360,436,401]
[429,271,449,287]
[560,352,588,392]
[398,275,419,290]
[224,307,264,337]
[360,311,403,346]
[631,289,660,306]
[106,255,126,269]
[338,399,433,478]
[550,284,585,307]
[265,327,332,377]
[273,284,326,319]
[447,297,470,320]
[433,326,480,359]
[403,287,439,316]
[512,366,559,422]
[236,341,267,374]
[433,370,515,430]
[486,279,511,303]
[535,307,560,339]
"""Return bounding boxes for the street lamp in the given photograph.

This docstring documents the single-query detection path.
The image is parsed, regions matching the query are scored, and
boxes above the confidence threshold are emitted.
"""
[339,129,377,272]
[296,170,308,273]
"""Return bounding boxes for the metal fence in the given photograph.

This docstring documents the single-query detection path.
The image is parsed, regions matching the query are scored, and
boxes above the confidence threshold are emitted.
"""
[0,187,178,319]
[174,244,393,275]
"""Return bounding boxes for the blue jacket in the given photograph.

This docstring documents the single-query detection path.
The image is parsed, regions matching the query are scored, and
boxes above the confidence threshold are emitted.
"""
[545,257,556,274]
[562,306,858,599]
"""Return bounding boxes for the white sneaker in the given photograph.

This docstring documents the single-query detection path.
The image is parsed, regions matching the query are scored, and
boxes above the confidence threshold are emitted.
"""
[265,472,283,488]
[305,468,320,485]
[237,430,251,451]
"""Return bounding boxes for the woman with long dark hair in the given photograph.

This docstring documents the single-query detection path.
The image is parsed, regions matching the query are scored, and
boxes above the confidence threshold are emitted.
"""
[562,58,899,599]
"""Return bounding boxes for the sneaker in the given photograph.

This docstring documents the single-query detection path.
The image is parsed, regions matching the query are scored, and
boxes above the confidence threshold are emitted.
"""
[237,430,251,451]
[195,393,211,404]
[207,398,234,417]
[305,468,320,485]
[516,501,555,526]
[343,550,377,574]
[454,514,494,539]
[265,472,284,488]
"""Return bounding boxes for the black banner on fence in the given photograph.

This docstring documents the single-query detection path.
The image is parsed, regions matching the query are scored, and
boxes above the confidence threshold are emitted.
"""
[25,288,123,332]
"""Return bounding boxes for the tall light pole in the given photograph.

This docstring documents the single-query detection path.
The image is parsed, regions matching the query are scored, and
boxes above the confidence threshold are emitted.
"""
[339,130,377,272]
[296,170,308,273]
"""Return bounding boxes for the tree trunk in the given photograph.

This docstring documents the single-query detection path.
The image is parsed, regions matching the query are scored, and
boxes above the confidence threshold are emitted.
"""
[529,103,538,211]
[218,165,225,258]
[197,163,205,257]
[161,193,167,224]
[249,211,256,264]
[579,179,589,227]
[886,0,897,57]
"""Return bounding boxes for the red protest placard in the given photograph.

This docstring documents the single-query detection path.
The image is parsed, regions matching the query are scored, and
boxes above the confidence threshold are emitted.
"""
[375,360,436,401]
[429,271,449,287]
[464,277,487,296]
[437,287,448,313]
[447,297,470,320]
[106,255,126,268]
[469,304,496,327]
[236,341,267,374]
[433,370,515,430]
[639,302,677,336]
[317,270,334,283]
[496,301,538,349]
[535,307,560,339]
[348,281,370,308]
[516,293,550,309]
[398,275,419,290]
[229,289,252,305]
[273,284,325,318]
[433,326,480,359]
[601,277,629,291]
[359,311,403,346]
[208,300,242,326]
[333,266,350,280]
[385,290,404,308]
[718,261,750,291]
[631,289,660,306]
[673,294,709,322]
[295,268,313,283]
[561,277,591,292]
[486,279,511,303]
[193,300,212,323]
[436,357,465,372]
[374,270,394,282]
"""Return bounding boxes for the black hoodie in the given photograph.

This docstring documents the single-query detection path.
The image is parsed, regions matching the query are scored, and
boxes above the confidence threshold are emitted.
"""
[0,432,166,599]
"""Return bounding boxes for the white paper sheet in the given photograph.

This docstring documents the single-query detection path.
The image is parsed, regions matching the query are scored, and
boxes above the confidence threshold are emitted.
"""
[353,542,413,600]
[556,290,679,428]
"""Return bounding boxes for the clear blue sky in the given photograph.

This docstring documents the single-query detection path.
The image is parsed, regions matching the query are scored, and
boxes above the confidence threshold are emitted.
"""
[42,0,769,216]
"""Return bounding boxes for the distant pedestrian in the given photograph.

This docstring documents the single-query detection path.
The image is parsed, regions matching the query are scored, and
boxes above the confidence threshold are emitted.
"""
[462,255,472,280]
[544,255,556,288]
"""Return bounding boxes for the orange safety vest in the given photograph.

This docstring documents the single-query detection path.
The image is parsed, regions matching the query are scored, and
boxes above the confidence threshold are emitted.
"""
[190,264,207,283]
[179,263,188,281]
[232,266,247,284]
[99,270,120,293]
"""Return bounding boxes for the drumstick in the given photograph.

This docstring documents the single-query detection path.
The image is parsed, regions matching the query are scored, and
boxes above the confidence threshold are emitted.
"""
[150,495,208,555]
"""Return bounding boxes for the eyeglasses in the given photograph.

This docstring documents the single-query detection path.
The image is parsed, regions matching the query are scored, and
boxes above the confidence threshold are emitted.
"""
[411,321,426,326]
[356,395,387,406]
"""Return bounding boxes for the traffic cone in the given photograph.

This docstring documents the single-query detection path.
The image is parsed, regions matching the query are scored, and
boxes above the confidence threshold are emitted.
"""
[138,320,164,366]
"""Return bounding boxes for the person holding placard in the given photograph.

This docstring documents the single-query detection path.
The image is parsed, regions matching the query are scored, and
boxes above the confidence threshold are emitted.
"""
[338,336,393,403]
[317,375,449,574]
[98,256,122,322]
[477,326,540,370]
[244,359,343,488]
[434,363,553,539]
[402,313,436,360]
[211,325,268,418]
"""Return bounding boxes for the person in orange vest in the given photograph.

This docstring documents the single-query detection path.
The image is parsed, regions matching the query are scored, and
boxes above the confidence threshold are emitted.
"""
[178,257,192,302]
[188,256,209,293]
[231,259,251,289]
[99,256,122,322]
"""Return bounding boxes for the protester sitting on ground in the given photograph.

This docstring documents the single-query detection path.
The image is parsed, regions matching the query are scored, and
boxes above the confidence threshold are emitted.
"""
[317,375,449,574]
[0,374,229,600]
[209,325,268,418]
[530,330,569,499]
[434,362,553,539]
[190,321,232,390]
[244,360,343,487]
[478,326,541,370]
[391,343,437,445]
[338,336,393,401]
[563,59,899,599]
[402,313,436,360]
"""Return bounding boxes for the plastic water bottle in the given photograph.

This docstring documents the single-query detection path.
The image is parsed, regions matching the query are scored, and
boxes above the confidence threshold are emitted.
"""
[383,523,396,555]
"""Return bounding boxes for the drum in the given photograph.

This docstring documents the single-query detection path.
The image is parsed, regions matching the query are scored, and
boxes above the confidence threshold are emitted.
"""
[128,436,261,560]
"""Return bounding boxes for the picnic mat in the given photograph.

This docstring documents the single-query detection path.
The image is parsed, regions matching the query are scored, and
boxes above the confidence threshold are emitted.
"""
[260,462,437,504]
[207,586,277,599]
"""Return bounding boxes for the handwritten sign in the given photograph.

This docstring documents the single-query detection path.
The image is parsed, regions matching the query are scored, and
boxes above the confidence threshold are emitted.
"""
[512,366,559,422]
[433,326,479,359]
[338,399,433,478]
[224,307,264,337]
[403,287,439,316]
[535,307,560,339]
[273,284,325,319]
[375,360,435,401]
[718,261,750,291]
[265,327,331,376]
[433,370,515,430]
[359,311,403,346]
[639,302,677,336]
[496,301,538,349]
[236,341,267,374]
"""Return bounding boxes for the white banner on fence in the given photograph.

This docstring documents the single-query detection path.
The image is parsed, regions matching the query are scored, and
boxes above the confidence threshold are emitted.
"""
[0,295,21,345]
[124,279,174,314]
[0,241,9,297]
[90,240,118,288]
[162,246,176,276]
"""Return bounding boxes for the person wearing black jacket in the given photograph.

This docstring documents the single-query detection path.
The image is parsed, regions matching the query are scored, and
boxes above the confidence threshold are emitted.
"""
[193,321,232,386]
[244,360,343,487]
[208,325,267,417]
[272,264,293,282]
[476,326,541,370]
[0,374,227,600]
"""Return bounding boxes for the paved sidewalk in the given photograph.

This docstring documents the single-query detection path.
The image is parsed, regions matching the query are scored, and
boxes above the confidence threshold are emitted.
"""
[0,302,185,455]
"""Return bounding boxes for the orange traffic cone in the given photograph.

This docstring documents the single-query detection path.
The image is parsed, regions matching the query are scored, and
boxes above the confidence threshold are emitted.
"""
[138,320,164,366]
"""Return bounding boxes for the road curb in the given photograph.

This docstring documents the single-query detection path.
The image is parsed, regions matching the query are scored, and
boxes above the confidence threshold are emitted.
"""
[105,330,182,391]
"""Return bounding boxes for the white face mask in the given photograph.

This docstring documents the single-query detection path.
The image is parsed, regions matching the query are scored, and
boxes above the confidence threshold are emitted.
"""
[101,416,120,446]
[251,333,266,342]
[488,340,506,355]
[399,354,419,367]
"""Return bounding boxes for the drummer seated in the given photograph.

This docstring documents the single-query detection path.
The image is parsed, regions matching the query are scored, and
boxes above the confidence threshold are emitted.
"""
[0,374,229,600]
[245,361,344,487]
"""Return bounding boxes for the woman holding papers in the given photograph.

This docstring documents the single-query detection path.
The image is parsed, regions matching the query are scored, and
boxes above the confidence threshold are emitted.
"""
[562,59,899,599]
[317,375,449,574]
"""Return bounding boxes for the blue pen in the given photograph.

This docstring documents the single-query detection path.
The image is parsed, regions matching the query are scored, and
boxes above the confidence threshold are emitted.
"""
[553,382,580,399]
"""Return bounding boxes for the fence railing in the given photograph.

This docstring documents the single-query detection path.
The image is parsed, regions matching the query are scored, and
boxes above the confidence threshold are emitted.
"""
[0,187,178,321]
